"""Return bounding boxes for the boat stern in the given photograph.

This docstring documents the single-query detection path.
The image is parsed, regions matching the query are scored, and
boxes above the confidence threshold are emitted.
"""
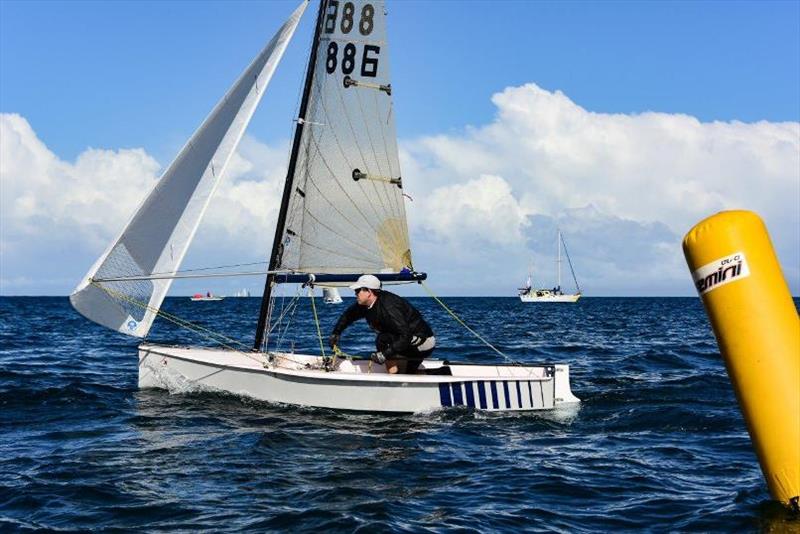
[553,364,580,405]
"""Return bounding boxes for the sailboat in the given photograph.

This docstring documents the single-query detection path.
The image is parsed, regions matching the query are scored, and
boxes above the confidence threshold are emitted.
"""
[191,291,224,302]
[322,287,343,304]
[519,230,582,303]
[70,0,579,413]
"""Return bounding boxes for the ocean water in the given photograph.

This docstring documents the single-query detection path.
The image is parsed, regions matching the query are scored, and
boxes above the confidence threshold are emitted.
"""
[1,296,797,532]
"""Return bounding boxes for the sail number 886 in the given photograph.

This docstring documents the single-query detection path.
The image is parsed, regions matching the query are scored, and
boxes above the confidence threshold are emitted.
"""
[326,42,380,77]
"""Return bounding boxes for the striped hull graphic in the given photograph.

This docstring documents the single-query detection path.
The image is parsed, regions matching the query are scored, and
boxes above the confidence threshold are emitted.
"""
[438,379,555,411]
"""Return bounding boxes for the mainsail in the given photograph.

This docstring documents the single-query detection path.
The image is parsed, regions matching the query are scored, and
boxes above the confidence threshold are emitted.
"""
[254,0,420,349]
[275,0,411,276]
[70,1,308,337]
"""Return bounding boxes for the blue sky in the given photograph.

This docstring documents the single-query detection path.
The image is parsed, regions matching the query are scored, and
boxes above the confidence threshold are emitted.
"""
[1,0,799,296]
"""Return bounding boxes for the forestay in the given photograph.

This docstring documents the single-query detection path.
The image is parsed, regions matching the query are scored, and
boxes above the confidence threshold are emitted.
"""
[276,0,412,276]
[70,1,308,337]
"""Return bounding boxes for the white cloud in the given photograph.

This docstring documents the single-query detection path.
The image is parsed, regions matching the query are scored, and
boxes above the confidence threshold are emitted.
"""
[0,114,288,294]
[2,81,798,296]
[402,84,800,295]
[411,174,529,246]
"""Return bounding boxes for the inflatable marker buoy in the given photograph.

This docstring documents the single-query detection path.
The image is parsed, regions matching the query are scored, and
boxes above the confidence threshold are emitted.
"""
[683,210,799,511]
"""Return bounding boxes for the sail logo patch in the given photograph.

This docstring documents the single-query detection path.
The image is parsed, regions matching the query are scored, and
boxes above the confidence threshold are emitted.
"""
[692,251,750,295]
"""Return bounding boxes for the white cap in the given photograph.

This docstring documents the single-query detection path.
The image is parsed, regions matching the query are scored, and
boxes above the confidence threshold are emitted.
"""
[349,274,381,291]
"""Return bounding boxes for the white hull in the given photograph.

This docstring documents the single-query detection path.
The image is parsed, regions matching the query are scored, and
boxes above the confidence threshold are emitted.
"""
[519,292,581,303]
[138,343,580,413]
[190,296,224,301]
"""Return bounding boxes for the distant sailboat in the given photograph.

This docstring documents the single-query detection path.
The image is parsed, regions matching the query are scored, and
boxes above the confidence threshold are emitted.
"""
[233,289,251,298]
[191,291,224,302]
[70,0,579,413]
[322,287,342,304]
[519,230,582,303]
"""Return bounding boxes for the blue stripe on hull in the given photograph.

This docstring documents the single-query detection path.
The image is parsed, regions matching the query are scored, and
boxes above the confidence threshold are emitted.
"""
[516,381,523,409]
[502,381,511,409]
[490,382,499,409]
[464,381,475,408]
[528,381,534,408]
[439,383,452,407]
[451,383,463,406]
[478,381,488,409]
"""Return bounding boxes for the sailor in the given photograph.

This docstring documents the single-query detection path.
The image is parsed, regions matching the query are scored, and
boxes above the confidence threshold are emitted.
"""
[328,274,435,374]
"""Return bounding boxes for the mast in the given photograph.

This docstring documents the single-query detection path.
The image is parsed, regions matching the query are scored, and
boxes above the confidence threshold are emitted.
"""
[254,0,325,351]
[556,229,562,291]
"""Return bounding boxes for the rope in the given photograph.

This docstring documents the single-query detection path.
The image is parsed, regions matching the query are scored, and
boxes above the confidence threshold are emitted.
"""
[90,281,266,365]
[420,281,514,363]
[308,286,326,358]
[561,234,582,293]
[93,268,290,283]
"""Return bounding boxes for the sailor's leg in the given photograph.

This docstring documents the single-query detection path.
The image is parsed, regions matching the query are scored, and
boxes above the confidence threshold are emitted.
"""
[376,333,406,374]
[406,346,434,374]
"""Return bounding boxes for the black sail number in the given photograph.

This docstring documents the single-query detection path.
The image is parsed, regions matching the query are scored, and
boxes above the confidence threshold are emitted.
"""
[326,42,338,74]
[322,2,380,78]
[325,1,375,36]
[359,3,374,35]
[324,42,380,78]
[342,43,356,75]
[340,2,354,34]
[324,0,339,33]
[361,45,379,77]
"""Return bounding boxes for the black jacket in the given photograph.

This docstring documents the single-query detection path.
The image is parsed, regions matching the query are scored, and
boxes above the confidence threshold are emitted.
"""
[332,291,433,358]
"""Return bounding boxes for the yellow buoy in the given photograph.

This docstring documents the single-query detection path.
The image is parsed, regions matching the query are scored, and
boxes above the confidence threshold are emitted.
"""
[683,210,799,510]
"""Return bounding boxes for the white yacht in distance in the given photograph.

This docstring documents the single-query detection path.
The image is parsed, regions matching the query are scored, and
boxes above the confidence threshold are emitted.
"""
[519,230,582,303]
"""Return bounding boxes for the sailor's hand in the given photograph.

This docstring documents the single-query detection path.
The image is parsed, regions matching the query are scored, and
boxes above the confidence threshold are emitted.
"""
[328,333,340,349]
[370,351,386,364]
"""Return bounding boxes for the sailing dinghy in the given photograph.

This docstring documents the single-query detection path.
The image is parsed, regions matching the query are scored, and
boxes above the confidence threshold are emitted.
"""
[71,0,579,413]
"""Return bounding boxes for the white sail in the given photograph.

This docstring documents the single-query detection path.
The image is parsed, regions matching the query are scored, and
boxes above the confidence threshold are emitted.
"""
[70,1,308,337]
[277,0,412,275]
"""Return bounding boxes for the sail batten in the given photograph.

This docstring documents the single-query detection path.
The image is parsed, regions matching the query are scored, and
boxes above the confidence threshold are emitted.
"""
[70,1,308,337]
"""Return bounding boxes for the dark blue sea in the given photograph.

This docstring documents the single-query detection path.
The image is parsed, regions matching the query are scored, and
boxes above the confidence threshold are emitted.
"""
[1,296,798,532]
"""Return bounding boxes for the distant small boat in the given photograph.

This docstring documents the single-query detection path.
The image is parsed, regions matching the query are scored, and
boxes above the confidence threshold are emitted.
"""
[233,289,251,298]
[322,287,342,304]
[191,292,224,302]
[519,229,582,303]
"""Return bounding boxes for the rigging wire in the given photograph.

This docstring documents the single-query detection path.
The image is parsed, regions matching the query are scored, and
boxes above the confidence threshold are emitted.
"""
[92,270,276,283]
[308,286,326,358]
[145,260,268,278]
[420,281,515,364]
[560,234,582,293]
[90,281,263,363]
